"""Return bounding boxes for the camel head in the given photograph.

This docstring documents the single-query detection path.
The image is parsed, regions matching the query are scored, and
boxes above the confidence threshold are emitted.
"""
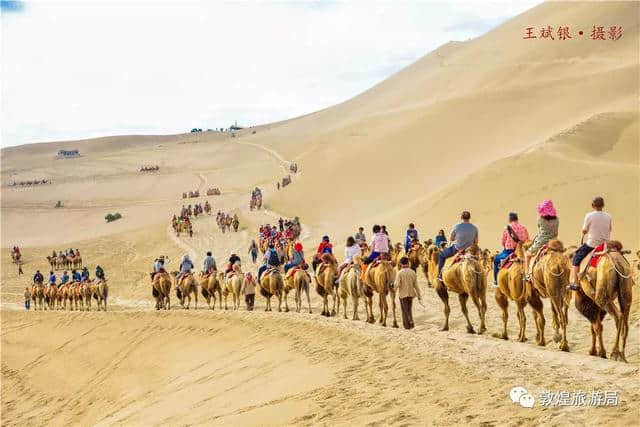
[547,239,565,253]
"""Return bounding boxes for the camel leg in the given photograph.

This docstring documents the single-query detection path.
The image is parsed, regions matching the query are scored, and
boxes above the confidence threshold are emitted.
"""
[224,293,228,310]
[330,292,336,316]
[471,293,485,334]
[550,304,562,344]
[526,287,546,346]
[589,322,598,356]
[277,291,282,312]
[342,296,348,319]
[604,301,623,361]
[616,291,631,363]
[194,290,197,310]
[516,300,528,342]
[306,287,312,314]
[594,314,607,358]
[284,290,290,312]
[493,289,509,340]
[378,293,385,326]
[458,293,475,334]
[352,294,359,321]
[294,287,301,313]
[435,283,450,331]
[391,290,399,329]
[366,295,374,323]
[551,299,569,352]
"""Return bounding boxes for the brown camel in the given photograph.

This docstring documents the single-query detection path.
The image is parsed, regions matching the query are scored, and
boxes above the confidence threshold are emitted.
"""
[198,271,221,310]
[437,244,487,334]
[337,258,363,320]
[363,259,398,327]
[572,242,632,362]
[259,267,284,312]
[223,264,243,310]
[493,241,528,342]
[527,240,571,351]
[153,271,173,310]
[292,268,312,313]
[45,284,58,310]
[91,279,109,311]
[425,244,441,289]
[31,285,46,310]
[315,255,338,316]
[173,272,198,309]
[390,243,404,267]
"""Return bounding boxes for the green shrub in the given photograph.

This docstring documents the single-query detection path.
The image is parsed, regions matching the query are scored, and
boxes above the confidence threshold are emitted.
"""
[105,212,122,223]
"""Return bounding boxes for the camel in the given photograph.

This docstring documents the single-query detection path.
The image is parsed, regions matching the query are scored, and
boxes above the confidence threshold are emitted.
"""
[363,258,398,327]
[152,271,173,310]
[437,244,487,334]
[390,243,404,267]
[46,255,56,270]
[425,244,441,289]
[571,242,632,362]
[315,255,338,316]
[493,241,528,342]
[337,259,363,320]
[31,285,46,310]
[58,283,72,310]
[223,264,243,310]
[71,284,84,311]
[527,239,571,351]
[81,283,92,311]
[198,271,221,310]
[259,267,284,311]
[173,272,198,309]
[283,266,311,313]
[44,284,59,310]
[91,279,109,311]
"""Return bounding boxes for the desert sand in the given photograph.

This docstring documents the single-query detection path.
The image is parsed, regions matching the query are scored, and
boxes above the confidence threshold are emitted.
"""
[1,1,639,425]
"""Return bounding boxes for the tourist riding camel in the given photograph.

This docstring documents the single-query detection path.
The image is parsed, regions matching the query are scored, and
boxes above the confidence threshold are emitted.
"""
[404,223,419,253]
[492,212,529,287]
[81,267,90,282]
[361,225,390,282]
[354,227,366,244]
[338,236,361,279]
[312,235,334,272]
[226,253,241,275]
[437,211,478,282]
[568,197,612,291]
[434,229,447,248]
[33,270,44,285]
[176,254,194,282]
[203,251,216,274]
[258,244,280,282]
[284,242,305,273]
[524,199,559,279]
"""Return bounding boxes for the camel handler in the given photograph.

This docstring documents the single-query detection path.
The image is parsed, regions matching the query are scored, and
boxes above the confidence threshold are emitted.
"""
[203,251,216,274]
[241,272,256,311]
[395,257,422,330]
[24,287,31,311]
[493,212,529,287]
[568,196,612,291]
[438,211,478,283]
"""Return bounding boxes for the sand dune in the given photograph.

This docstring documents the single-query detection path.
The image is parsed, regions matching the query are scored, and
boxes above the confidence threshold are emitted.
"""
[1,0,639,425]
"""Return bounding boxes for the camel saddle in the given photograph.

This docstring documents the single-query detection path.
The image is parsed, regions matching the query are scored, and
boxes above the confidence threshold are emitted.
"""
[500,253,521,270]
[286,266,311,281]
[262,267,280,279]
[443,249,468,270]
[579,241,623,273]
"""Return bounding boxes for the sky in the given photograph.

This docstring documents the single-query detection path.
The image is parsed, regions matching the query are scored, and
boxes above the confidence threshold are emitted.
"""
[1,0,541,147]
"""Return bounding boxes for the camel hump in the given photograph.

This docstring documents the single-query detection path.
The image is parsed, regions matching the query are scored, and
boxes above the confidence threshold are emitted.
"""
[547,239,565,252]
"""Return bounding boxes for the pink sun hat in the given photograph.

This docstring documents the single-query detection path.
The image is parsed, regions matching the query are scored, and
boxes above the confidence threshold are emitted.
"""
[537,199,557,217]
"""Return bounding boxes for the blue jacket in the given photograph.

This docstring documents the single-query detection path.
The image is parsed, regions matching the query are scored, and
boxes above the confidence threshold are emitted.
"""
[60,274,70,284]
[73,272,82,282]
[434,235,447,248]
[405,229,418,249]
[49,274,56,284]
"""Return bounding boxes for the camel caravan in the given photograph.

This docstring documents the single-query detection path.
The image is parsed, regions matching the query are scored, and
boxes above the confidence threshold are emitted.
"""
[140,165,159,172]
[46,249,83,271]
[8,179,51,187]
[216,211,239,233]
[182,190,200,199]
[206,187,221,196]
[30,267,108,311]
[249,187,262,210]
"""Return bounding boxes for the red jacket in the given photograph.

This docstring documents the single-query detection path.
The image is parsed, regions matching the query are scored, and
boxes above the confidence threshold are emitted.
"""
[316,242,333,254]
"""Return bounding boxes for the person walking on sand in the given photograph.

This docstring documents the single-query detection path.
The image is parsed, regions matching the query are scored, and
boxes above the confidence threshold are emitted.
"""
[24,287,31,310]
[18,261,23,275]
[241,272,256,311]
[248,240,258,264]
[395,257,422,329]
[568,196,611,291]
[278,217,284,232]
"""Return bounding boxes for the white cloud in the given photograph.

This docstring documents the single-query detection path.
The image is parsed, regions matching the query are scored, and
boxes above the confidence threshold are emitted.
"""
[1,0,541,147]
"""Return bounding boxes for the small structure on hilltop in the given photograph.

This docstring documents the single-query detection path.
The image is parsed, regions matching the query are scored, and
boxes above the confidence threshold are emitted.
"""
[57,149,80,158]
[230,121,244,131]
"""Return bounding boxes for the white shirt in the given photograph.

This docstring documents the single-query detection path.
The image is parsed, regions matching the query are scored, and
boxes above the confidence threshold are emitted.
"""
[344,244,362,263]
[583,211,611,247]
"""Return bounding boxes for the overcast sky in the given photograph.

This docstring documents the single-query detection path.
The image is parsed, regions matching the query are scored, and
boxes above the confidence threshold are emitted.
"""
[1,0,540,147]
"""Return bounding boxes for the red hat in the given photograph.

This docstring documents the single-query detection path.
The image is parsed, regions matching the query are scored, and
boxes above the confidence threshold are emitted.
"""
[294,242,303,252]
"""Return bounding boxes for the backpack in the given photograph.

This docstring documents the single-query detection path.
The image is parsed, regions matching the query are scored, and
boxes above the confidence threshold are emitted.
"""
[268,249,280,265]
